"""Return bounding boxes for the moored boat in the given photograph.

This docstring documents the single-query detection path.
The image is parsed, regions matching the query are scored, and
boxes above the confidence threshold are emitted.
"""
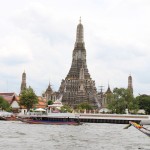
[0,111,17,121]
[4,116,17,121]
[0,116,7,120]
[18,113,82,125]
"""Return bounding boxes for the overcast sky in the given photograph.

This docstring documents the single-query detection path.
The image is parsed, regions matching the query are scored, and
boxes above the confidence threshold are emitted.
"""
[0,0,150,96]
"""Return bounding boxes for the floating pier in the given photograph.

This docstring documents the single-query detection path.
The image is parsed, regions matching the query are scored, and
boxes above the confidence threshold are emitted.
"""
[76,114,150,124]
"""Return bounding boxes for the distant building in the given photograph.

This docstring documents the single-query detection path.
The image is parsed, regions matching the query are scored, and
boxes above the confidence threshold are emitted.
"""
[98,75,134,112]
[42,82,58,102]
[58,18,100,108]
[47,100,63,113]
[0,91,48,114]
[19,72,47,113]
[20,96,47,114]
[98,85,112,110]
[20,71,26,94]
[0,92,20,113]
[128,74,133,94]
[35,96,47,109]
[42,83,53,100]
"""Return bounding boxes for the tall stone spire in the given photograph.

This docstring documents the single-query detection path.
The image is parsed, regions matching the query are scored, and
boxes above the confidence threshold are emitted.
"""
[59,19,98,108]
[66,18,90,80]
[128,74,133,93]
[75,17,84,47]
[20,71,26,94]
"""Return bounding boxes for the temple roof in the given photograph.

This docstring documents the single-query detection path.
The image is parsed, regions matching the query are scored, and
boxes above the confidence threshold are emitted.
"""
[0,92,18,104]
[105,85,112,94]
[45,83,53,93]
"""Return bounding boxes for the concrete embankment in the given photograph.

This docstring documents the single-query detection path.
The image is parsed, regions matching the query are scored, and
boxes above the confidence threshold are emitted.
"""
[76,114,150,124]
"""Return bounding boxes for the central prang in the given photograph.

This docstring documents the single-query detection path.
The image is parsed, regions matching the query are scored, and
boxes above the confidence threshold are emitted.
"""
[58,19,99,108]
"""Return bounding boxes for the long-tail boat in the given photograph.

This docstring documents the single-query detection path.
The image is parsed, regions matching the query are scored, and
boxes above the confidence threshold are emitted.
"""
[18,113,82,125]
[124,121,150,137]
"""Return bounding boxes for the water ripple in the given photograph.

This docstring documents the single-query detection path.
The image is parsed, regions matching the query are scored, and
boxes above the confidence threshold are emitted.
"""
[0,121,149,150]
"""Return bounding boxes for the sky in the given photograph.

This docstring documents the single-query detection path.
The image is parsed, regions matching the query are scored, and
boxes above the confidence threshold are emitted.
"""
[0,0,150,96]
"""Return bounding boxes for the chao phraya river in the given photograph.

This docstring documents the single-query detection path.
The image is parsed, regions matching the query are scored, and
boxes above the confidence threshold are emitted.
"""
[0,121,149,150]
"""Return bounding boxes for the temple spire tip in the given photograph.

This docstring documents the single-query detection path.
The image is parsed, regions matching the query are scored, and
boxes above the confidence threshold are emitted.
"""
[79,17,81,24]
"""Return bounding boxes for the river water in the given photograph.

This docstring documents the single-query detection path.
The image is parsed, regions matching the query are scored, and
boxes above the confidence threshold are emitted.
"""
[0,121,149,150]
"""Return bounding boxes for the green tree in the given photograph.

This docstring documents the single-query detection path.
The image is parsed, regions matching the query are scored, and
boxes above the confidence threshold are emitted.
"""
[0,96,11,111]
[48,100,53,105]
[76,102,93,110]
[108,88,138,114]
[136,94,150,114]
[60,105,72,113]
[20,87,38,112]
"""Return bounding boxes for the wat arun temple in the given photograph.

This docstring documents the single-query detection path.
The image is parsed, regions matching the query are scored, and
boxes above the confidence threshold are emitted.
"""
[58,19,100,108]
[21,19,133,110]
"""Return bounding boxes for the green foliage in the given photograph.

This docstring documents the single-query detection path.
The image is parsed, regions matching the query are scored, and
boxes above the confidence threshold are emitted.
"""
[48,100,53,105]
[60,105,72,113]
[108,88,138,114]
[20,87,38,111]
[76,102,93,110]
[136,94,150,114]
[0,96,11,111]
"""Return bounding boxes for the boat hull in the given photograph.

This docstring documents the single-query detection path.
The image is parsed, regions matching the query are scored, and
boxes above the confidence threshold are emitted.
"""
[18,116,82,125]
[21,120,81,125]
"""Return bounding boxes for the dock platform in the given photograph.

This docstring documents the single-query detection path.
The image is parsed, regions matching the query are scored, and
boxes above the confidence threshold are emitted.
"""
[76,114,149,124]
[18,113,150,124]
